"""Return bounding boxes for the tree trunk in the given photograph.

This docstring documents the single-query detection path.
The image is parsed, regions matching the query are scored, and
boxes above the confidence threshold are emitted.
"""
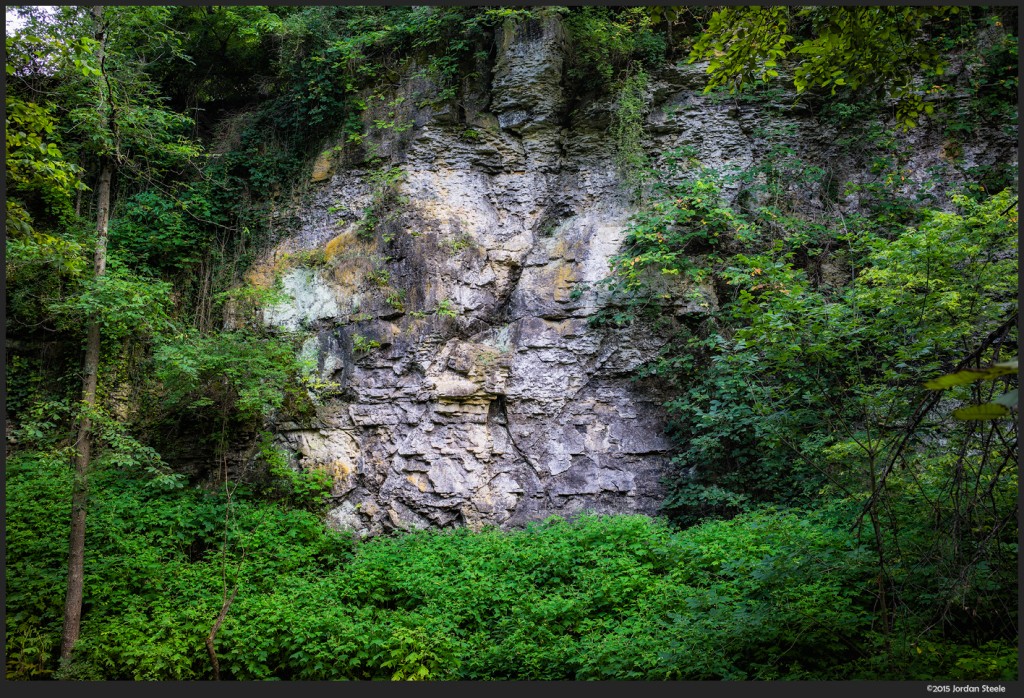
[60,156,112,661]
[60,5,111,661]
[206,588,237,680]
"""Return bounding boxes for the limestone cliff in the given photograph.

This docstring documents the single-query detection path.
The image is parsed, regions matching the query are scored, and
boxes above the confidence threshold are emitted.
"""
[241,16,1014,537]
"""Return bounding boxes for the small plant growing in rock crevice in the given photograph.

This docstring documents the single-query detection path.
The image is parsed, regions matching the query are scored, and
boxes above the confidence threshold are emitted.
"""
[358,166,408,242]
[352,334,381,354]
[569,282,589,301]
[367,267,391,288]
[435,299,458,318]
[385,288,407,313]
[445,234,473,253]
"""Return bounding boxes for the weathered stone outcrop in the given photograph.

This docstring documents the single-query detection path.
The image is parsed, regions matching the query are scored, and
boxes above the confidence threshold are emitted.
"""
[247,15,1015,537]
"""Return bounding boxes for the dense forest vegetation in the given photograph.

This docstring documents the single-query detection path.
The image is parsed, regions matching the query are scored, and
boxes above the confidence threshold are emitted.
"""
[5,6,1018,680]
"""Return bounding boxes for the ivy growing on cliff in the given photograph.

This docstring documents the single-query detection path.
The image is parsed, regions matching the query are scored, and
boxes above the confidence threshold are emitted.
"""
[611,69,652,198]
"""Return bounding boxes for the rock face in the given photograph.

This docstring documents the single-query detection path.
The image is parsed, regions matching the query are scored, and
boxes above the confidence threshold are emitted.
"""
[249,16,1015,537]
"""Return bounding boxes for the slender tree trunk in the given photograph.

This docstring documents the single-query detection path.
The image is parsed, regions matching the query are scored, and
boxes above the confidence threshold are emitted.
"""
[60,157,112,661]
[206,588,237,680]
[60,5,111,661]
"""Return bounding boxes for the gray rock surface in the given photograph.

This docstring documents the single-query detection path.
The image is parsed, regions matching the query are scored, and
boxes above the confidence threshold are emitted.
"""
[252,15,1015,537]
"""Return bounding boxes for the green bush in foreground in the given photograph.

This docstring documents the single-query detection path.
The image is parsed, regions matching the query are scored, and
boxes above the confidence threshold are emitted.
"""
[6,451,1015,681]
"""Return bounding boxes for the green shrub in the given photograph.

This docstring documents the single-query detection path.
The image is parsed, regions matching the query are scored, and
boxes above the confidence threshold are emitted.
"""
[6,453,1014,682]
[258,433,333,513]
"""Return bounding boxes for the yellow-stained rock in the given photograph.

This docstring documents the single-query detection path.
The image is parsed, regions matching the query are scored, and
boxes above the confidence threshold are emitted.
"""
[552,261,578,301]
[324,231,354,260]
[311,151,334,182]
[245,257,279,290]
[326,458,353,480]
[406,473,429,492]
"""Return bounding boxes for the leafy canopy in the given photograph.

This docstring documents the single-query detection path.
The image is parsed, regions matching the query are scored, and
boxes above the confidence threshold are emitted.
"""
[689,6,960,128]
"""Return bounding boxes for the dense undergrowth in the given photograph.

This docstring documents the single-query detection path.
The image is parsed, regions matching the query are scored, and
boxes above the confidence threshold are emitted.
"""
[5,5,1018,681]
[7,451,1016,681]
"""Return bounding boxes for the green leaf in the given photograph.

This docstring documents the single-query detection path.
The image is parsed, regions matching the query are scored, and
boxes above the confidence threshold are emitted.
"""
[953,403,1011,420]
[923,361,1018,389]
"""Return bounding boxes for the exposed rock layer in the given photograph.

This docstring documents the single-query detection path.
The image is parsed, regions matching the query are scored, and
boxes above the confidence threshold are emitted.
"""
[249,16,1015,536]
